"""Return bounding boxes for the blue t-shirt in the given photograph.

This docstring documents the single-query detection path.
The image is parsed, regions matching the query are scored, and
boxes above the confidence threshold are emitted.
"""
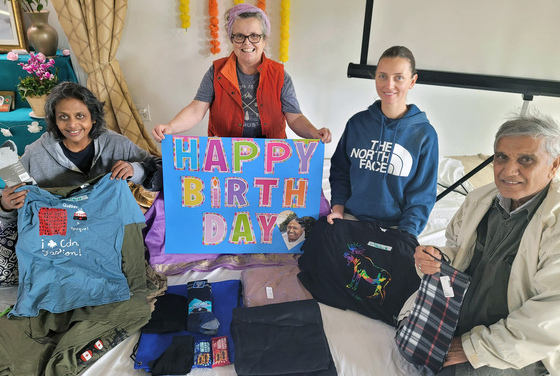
[11,174,146,317]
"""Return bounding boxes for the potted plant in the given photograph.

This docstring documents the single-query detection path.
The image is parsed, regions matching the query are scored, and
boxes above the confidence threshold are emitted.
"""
[18,52,58,117]
[3,0,58,56]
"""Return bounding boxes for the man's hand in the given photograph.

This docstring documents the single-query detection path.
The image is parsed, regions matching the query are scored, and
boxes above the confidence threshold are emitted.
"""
[414,245,442,274]
[443,337,469,367]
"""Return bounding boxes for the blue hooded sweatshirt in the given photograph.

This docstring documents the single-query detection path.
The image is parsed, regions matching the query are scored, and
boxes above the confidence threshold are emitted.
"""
[329,100,438,236]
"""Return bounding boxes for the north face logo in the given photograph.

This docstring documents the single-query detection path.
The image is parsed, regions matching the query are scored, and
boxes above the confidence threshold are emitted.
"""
[351,142,413,177]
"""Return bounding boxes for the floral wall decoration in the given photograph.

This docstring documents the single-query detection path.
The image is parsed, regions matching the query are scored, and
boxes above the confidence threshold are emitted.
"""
[176,0,291,59]
[279,0,290,63]
[209,0,221,54]
[179,0,191,30]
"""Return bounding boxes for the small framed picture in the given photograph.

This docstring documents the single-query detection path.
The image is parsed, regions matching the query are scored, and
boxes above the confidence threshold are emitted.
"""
[0,1,28,52]
[0,90,16,112]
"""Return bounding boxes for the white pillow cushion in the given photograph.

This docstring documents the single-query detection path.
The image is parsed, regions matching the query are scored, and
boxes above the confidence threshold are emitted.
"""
[438,156,474,194]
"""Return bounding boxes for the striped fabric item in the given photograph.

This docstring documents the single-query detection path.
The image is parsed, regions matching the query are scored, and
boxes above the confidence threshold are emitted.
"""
[395,261,471,373]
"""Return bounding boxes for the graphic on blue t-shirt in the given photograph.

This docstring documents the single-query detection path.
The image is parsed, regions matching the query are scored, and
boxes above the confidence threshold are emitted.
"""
[73,209,87,220]
[38,207,67,236]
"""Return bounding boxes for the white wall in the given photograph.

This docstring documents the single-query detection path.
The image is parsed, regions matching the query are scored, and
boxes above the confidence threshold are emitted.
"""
[46,0,560,158]
[115,0,371,159]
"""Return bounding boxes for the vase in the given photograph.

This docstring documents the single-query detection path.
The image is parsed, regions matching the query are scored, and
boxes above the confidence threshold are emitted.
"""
[26,95,48,118]
[25,11,59,57]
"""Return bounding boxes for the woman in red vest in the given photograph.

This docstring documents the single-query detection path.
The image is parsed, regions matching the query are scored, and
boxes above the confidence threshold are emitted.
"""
[151,3,331,143]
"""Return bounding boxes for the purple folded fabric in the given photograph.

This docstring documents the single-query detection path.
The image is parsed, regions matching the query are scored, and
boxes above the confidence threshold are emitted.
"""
[143,191,299,275]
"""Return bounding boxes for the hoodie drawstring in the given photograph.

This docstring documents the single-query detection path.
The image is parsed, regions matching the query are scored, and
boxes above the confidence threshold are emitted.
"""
[377,116,400,180]
[386,120,400,179]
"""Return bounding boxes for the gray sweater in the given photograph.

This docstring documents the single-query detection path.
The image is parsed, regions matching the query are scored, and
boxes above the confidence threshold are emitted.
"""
[1,130,160,225]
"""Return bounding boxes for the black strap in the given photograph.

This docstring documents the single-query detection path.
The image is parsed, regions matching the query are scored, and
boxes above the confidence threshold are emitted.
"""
[436,155,494,202]
[422,247,451,264]
[129,332,142,366]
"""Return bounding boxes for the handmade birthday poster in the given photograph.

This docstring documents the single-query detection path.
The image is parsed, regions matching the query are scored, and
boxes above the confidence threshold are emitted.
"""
[162,136,324,253]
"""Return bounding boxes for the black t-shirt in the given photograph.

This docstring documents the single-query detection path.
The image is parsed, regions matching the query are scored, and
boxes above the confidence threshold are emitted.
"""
[60,141,95,173]
[298,217,420,326]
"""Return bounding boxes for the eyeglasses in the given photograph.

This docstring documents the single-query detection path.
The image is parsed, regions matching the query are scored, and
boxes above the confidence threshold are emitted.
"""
[231,33,263,44]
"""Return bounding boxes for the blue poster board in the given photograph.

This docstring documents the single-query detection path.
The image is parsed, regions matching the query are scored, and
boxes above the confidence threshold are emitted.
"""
[162,136,324,254]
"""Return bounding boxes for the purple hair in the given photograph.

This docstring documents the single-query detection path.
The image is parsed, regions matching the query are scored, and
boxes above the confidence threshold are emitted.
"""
[226,3,271,39]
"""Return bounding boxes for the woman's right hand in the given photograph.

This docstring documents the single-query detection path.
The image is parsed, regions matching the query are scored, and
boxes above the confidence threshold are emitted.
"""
[152,123,173,142]
[326,204,345,224]
[0,183,29,211]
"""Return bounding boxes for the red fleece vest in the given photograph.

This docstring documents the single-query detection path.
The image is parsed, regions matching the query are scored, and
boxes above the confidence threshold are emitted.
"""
[208,53,287,139]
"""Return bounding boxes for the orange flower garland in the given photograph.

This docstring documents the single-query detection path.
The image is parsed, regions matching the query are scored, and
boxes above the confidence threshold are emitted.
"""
[179,0,190,30]
[257,0,266,11]
[279,0,290,62]
[209,0,220,54]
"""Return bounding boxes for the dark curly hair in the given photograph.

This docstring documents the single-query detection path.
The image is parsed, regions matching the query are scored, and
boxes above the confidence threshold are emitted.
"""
[279,214,316,237]
[45,81,107,140]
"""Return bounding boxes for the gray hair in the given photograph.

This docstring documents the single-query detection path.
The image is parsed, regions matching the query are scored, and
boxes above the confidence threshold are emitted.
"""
[225,4,271,41]
[494,112,560,162]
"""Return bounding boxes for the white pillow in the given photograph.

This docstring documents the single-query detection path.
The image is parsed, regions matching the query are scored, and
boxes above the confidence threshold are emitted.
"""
[438,156,474,194]
[448,154,494,189]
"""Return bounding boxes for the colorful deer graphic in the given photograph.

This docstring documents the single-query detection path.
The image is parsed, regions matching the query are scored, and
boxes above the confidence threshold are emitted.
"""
[343,243,391,304]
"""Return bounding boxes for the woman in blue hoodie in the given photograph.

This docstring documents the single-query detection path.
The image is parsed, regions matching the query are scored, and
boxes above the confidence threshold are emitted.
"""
[328,46,438,237]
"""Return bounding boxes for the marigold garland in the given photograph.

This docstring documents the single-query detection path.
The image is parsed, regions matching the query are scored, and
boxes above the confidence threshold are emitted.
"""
[279,0,290,63]
[234,0,244,4]
[179,0,190,30]
[257,0,266,11]
[209,0,221,55]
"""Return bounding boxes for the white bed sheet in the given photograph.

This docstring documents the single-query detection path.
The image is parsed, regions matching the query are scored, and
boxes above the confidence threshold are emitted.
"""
[418,189,465,247]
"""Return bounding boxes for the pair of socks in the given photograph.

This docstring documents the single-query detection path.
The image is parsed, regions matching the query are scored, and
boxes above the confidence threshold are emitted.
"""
[187,280,220,335]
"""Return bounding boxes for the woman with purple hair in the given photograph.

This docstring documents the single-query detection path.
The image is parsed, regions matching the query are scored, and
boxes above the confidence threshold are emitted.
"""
[152,3,331,143]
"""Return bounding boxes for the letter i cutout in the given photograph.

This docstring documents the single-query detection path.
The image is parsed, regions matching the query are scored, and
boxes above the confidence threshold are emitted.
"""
[211,177,221,208]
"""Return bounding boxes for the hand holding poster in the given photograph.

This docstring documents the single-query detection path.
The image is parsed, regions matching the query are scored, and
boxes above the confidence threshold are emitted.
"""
[162,136,324,254]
